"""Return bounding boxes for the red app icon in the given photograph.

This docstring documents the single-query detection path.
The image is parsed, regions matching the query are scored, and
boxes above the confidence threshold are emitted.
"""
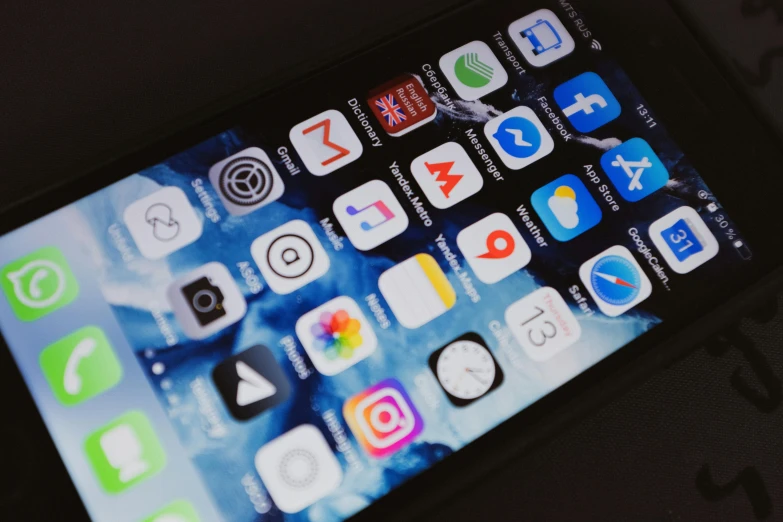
[367,74,438,137]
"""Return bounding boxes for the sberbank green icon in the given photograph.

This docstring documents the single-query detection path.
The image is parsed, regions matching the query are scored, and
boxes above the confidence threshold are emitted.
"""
[0,246,79,321]
[143,500,200,522]
[439,41,509,102]
[84,411,166,494]
[455,52,494,88]
[39,326,122,406]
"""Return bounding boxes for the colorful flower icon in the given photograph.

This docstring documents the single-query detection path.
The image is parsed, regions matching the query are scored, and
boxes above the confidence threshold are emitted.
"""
[296,297,378,376]
[310,309,363,360]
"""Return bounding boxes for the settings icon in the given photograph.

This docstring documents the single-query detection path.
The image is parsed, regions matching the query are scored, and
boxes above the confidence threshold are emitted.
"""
[209,147,285,216]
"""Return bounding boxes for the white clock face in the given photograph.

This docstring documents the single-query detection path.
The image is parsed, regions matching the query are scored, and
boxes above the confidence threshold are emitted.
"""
[435,340,497,400]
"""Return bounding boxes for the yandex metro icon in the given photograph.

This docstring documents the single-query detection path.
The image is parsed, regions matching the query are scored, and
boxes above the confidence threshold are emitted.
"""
[410,142,483,209]
[424,160,463,199]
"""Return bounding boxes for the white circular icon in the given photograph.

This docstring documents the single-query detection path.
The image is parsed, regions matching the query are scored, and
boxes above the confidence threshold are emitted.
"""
[435,339,497,400]
[266,233,315,279]
[278,448,319,489]
[251,220,330,295]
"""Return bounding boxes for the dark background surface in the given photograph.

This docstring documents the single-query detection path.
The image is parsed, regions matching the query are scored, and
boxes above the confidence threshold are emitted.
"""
[1,0,782,520]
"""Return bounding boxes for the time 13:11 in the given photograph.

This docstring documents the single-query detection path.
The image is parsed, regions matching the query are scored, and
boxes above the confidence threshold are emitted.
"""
[637,104,657,129]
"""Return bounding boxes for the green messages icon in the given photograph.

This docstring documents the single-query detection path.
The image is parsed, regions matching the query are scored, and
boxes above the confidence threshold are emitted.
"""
[0,246,79,321]
[39,326,122,406]
[144,500,200,522]
[84,411,166,494]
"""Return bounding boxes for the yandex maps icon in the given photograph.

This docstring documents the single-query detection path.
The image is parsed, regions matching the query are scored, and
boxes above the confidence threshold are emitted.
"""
[410,142,483,209]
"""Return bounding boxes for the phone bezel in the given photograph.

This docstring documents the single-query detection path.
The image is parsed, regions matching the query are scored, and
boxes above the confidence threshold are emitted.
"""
[1,0,782,520]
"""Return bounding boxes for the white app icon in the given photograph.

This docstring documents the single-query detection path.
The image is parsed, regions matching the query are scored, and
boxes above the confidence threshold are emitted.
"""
[251,220,330,295]
[333,180,409,251]
[123,186,203,260]
[295,296,377,376]
[290,109,363,176]
[208,147,285,216]
[439,40,509,101]
[166,262,247,340]
[410,142,484,209]
[649,206,719,274]
[235,361,277,406]
[255,424,343,514]
[378,253,456,329]
[508,9,576,68]
[579,245,652,317]
[505,287,581,362]
[456,213,531,285]
[484,106,554,170]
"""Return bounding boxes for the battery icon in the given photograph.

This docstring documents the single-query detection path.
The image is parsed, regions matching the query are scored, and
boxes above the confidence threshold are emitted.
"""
[733,240,752,260]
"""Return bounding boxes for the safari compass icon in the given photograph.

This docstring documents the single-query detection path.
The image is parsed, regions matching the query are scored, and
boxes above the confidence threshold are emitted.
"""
[1,246,79,321]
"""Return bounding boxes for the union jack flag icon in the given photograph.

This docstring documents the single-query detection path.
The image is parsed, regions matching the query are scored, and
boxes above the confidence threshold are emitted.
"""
[375,94,407,127]
[367,74,436,136]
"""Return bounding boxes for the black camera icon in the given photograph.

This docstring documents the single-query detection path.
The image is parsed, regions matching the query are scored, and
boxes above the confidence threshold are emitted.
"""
[181,276,226,326]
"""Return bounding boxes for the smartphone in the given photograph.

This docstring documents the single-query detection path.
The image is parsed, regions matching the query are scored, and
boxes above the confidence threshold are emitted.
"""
[2,0,783,521]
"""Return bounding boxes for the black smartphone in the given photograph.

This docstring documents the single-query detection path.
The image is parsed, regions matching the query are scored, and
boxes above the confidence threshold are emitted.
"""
[2,0,783,521]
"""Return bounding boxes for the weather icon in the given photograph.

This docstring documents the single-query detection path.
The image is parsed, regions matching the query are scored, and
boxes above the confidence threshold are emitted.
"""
[531,174,602,242]
[547,185,579,229]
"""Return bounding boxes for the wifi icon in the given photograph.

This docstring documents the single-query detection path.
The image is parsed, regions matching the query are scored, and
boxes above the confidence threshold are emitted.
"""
[591,39,603,51]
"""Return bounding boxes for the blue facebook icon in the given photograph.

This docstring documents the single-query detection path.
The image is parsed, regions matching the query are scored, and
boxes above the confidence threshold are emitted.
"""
[554,72,621,133]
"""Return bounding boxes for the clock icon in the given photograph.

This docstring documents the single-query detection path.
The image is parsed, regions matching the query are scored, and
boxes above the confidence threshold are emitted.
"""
[428,333,504,407]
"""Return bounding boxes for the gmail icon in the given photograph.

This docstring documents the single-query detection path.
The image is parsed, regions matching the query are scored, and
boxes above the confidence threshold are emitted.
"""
[289,109,364,176]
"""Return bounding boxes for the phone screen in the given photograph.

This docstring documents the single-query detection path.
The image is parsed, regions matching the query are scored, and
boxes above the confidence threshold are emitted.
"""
[0,1,757,521]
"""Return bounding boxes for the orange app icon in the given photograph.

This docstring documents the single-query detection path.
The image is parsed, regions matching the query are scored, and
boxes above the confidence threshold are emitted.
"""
[367,74,437,137]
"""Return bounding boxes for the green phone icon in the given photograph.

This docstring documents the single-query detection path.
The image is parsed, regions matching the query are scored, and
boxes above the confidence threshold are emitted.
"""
[144,500,200,522]
[39,326,122,406]
[0,246,79,321]
[84,411,167,494]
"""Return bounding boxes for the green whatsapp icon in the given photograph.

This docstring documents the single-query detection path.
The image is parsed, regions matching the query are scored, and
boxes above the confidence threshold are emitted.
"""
[1,246,79,321]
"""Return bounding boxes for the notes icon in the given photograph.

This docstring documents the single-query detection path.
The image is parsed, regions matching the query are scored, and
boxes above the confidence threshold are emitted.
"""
[334,180,410,251]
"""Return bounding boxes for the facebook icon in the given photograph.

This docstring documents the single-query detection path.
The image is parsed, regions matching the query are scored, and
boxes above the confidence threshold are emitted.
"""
[554,72,621,133]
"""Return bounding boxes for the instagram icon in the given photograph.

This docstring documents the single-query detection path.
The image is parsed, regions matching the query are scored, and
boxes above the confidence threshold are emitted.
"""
[344,378,424,458]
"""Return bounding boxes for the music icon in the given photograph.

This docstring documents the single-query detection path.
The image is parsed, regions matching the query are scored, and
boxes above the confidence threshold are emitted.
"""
[334,180,410,251]
[346,201,395,231]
